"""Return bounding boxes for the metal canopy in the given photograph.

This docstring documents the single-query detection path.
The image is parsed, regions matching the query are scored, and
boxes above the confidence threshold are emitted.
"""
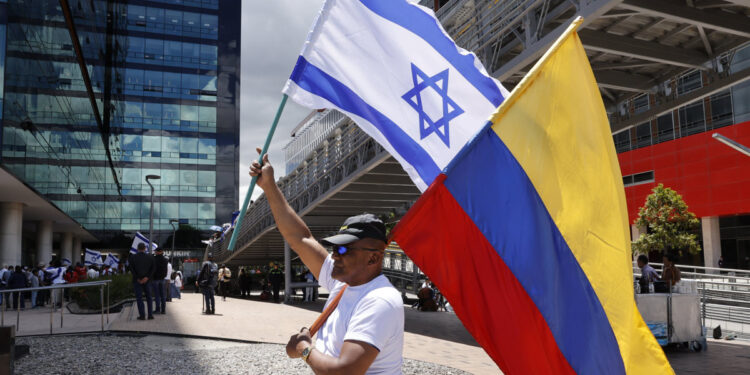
[431,0,750,115]
[213,124,420,266]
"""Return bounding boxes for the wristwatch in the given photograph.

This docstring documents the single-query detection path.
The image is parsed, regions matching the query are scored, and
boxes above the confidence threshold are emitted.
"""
[301,345,314,363]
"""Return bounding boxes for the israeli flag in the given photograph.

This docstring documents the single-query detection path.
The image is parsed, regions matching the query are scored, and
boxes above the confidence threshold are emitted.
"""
[105,254,120,268]
[130,232,158,254]
[61,258,72,267]
[84,249,103,266]
[209,225,223,232]
[283,0,508,191]
[221,210,241,240]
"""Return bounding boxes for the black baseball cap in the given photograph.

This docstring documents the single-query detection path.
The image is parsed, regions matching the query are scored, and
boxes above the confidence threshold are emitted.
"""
[321,213,387,245]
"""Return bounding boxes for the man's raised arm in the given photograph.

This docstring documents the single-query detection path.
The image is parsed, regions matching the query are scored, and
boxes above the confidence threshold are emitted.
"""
[250,148,328,279]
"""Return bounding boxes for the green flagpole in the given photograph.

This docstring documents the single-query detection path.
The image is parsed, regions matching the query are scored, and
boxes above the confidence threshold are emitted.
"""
[228,94,289,251]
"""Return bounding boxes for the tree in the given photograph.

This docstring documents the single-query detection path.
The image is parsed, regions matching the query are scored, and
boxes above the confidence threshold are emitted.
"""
[632,184,701,255]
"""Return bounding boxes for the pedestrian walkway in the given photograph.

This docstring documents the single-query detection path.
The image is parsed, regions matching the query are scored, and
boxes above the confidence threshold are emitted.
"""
[10,291,750,374]
[110,292,498,374]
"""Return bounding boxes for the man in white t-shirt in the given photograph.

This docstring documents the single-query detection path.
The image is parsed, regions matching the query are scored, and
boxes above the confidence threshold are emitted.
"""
[250,150,404,374]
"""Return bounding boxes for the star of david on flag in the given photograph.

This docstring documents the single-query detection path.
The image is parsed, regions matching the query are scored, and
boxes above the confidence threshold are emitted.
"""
[402,64,464,148]
[283,0,508,191]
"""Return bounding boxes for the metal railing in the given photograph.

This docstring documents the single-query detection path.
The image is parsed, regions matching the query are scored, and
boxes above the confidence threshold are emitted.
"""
[213,120,388,262]
[0,280,112,334]
[382,249,424,294]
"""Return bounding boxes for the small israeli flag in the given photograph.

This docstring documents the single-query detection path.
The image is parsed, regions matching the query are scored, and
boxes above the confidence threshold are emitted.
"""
[84,249,103,266]
[105,253,120,268]
[61,258,72,267]
[221,210,241,240]
[130,232,158,254]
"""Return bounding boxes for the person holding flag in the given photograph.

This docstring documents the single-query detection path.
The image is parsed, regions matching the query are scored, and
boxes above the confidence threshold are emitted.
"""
[250,151,403,374]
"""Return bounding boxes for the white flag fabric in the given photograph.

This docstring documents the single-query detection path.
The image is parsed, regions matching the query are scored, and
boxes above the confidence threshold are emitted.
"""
[105,254,120,268]
[283,0,508,191]
[209,225,223,232]
[130,232,158,254]
[61,258,72,267]
[84,249,103,266]
[221,210,241,240]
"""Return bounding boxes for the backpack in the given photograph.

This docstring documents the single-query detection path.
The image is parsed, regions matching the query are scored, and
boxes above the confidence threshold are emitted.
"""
[198,264,210,287]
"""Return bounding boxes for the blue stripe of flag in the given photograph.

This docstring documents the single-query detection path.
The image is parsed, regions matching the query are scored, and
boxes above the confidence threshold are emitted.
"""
[443,128,626,375]
[289,56,442,187]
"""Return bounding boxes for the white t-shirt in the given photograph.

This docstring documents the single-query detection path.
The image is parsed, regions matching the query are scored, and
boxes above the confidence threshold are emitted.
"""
[165,262,173,281]
[316,255,404,374]
[87,269,99,279]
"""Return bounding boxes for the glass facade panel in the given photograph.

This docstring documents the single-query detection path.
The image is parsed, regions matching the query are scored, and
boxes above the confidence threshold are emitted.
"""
[634,122,651,149]
[656,113,674,144]
[0,0,238,241]
[710,91,733,129]
[679,102,706,136]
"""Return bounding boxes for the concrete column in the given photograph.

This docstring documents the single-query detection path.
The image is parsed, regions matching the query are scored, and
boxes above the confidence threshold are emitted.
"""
[73,236,82,264]
[284,241,291,303]
[61,232,73,265]
[702,216,722,273]
[36,220,53,267]
[0,202,23,267]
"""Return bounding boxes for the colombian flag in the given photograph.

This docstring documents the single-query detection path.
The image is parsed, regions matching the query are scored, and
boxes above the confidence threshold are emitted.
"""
[392,19,673,374]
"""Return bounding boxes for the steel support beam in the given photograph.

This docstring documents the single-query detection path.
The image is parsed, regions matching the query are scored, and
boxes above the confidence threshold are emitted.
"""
[492,0,624,81]
[611,66,750,132]
[580,29,707,69]
[595,70,655,92]
[619,0,750,39]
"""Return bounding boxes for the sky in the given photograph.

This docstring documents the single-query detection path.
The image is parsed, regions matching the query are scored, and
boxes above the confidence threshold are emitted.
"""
[238,0,325,207]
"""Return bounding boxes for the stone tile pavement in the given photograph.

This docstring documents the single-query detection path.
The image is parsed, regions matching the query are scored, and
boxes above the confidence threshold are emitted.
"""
[8,291,750,374]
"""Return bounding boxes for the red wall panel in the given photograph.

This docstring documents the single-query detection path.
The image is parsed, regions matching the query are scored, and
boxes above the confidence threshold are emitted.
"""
[618,121,750,224]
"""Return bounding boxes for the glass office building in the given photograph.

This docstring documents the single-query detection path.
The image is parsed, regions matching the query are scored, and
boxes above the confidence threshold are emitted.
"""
[0,0,240,245]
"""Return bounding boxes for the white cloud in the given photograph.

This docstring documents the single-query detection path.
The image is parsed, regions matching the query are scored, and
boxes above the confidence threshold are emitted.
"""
[238,0,325,208]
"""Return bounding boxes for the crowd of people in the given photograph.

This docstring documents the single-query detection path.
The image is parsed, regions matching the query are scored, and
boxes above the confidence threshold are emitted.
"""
[0,260,125,310]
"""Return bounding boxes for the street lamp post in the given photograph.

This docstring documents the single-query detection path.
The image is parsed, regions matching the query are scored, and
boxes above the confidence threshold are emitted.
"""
[169,219,179,253]
[145,175,161,253]
[713,133,750,157]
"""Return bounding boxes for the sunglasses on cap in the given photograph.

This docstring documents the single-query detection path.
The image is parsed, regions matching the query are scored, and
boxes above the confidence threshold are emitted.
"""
[333,245,381,255]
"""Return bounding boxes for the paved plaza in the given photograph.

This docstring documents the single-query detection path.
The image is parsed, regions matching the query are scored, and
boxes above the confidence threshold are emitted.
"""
[8,292,750,374]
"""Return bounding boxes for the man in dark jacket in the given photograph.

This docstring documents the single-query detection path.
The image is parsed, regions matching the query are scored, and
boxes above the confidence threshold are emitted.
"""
[129,243,155,320]
[196,253,218,314]
[268,263,284,303]
[8,266,28,309]
[152,249,168,314]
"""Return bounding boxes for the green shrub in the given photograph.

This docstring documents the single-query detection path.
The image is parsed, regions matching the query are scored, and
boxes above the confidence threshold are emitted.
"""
[70,274,134,310]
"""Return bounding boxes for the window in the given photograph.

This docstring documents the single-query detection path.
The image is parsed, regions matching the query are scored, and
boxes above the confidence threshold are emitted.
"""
[709,91,733,129]
[164,40,182,65]
[144,70,162,92]
[164,10,182,34]
[182,43,200,65]
[677,71,702,96]
[634,122,651,149]
[127,5,146,28]
[142,136,161,151]
[180,137,198,153]
[613,130,631,153]
[183,12,201,36]
[198,138,216,154]
[201,14,218,38]
[146,7,165,31]
[678,101,705,136]
[633,94,649,114]
[655,113,674,143]
[200,44,217,66]
[163,72,181,97]
[144,39,164,61]
[623,171,654,187]
[179,202,197,219]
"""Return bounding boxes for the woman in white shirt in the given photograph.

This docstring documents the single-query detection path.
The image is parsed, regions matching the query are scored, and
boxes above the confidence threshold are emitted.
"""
[170,271,182,299]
